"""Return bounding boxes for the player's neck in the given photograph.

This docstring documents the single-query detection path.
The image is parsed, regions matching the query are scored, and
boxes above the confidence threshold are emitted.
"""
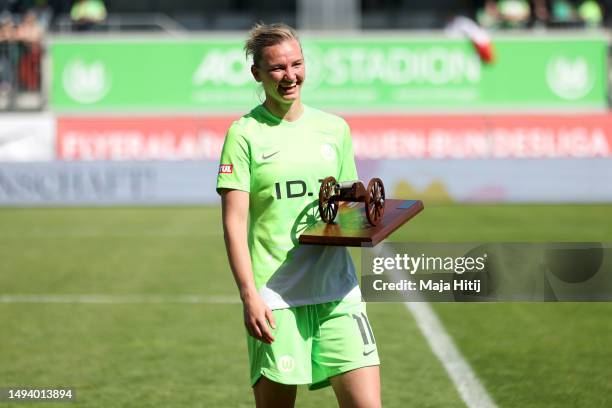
[263,99,304,122]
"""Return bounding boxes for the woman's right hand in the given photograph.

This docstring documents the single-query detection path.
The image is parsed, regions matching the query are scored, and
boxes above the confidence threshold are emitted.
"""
[242,290,276,344]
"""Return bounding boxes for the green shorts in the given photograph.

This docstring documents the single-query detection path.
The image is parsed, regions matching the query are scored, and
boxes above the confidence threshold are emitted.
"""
[247,298,380,390]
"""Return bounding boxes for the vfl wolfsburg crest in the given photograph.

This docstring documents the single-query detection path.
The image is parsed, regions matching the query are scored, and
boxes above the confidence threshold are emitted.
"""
[63,59,111,104]
[278,355,295,373]
[546,56,594,101]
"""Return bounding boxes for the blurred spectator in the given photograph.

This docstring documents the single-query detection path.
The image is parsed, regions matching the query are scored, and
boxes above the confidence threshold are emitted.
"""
[16,10,43,44]
[550,0,579,24]
[0,13,16,99]
[476,0,605,29]
[477,0,502,28]
[577,0,603,27]
[15,10,42,91]
[532,0,551,26]
[497,0,531,27]
[477,0,532,28]
[32,0,53,30]
[0,14,15,42]
[70,0,107,31]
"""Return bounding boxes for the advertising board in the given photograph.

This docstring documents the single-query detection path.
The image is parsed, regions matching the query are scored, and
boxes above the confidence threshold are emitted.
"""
[56,114,612,160]
[50,35,608,112]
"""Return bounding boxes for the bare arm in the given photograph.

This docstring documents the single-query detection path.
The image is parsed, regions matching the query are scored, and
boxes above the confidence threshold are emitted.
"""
[221,189,276,344]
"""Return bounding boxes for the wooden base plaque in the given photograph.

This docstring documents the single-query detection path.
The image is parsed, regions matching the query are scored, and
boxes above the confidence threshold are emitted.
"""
[298,199,424,247]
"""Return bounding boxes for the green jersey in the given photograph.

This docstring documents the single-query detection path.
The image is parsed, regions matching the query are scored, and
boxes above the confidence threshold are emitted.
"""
[217,104,360,309]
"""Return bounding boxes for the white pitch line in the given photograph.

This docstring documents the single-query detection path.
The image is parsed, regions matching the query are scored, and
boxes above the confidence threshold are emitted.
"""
[404,302,498,408]
[377,244,497,407]
[0,294,239,304]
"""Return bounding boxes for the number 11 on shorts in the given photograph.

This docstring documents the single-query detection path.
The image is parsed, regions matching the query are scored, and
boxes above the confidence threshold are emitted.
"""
[352,313,376,346]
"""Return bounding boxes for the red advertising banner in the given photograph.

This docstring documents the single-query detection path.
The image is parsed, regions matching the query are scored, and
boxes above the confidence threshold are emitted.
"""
[56,116,233,161]
[349,115,612,159]
[57,114,612,160]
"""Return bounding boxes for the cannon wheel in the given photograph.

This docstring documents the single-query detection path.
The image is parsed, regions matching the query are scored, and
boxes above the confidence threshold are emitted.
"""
[319,176,338,224]
[365,178,385,226]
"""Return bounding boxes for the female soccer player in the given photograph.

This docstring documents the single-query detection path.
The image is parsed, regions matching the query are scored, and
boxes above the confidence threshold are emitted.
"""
[217,23,381,408]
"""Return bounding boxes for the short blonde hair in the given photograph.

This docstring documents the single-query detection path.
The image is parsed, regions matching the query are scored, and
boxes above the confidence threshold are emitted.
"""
[245,22,300,67]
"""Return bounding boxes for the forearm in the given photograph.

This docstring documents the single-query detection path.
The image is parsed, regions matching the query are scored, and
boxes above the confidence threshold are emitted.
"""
[220,189,275,343]
[223,226,257,300]
[221,190,258,300]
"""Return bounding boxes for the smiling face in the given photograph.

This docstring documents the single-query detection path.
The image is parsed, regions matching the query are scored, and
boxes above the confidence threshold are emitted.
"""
[251,39,305,109]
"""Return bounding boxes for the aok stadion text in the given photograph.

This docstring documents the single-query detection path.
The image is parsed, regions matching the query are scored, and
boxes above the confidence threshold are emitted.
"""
[370,253,486,293]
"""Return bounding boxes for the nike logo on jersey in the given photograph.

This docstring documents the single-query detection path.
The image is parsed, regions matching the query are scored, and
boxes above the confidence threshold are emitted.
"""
[363,349,377,356]
[262,151,280,160]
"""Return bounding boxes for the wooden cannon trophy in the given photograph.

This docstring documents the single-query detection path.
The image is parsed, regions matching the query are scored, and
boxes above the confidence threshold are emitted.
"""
[298,176,424,247]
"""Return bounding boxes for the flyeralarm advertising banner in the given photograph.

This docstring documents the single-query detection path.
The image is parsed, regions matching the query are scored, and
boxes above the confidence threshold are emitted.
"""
[49,34,608,112]
[52,113,612,203]
[56,114,612,161]
[56,116,232,161]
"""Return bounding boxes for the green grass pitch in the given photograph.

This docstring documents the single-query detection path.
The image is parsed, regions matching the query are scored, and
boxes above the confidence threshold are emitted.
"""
[1,205,611,407]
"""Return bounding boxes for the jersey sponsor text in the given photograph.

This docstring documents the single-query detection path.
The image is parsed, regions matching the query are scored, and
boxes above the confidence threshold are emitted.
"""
[219,164,233,174]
